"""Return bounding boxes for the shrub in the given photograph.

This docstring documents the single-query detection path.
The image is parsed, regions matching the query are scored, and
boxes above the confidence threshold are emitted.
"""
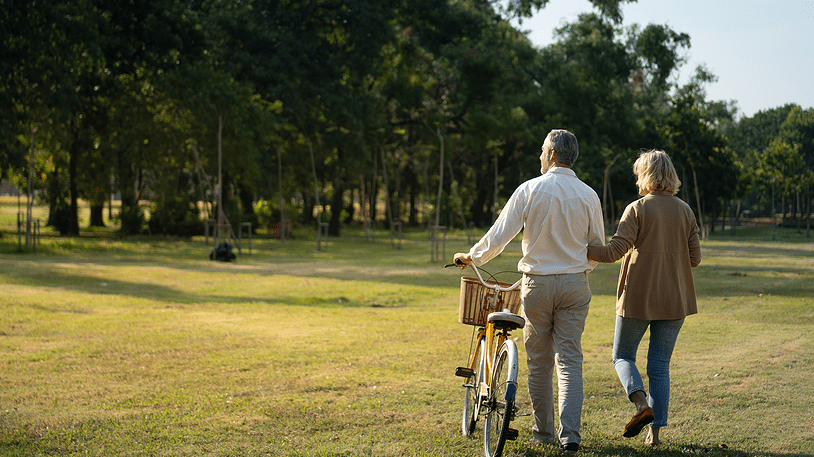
[148,197,204,237]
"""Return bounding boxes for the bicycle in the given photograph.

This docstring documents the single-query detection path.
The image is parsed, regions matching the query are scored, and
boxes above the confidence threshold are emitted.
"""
[447,261,525,457]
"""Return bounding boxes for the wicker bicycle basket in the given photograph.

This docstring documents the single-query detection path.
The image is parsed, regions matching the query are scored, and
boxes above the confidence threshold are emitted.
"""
[458,276,522,326]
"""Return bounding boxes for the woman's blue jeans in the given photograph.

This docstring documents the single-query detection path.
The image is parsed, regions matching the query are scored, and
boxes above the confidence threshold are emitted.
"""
[612,315,684,428]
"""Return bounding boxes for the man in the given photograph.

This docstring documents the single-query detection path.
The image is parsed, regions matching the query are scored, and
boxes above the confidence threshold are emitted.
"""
[454,129,604,454]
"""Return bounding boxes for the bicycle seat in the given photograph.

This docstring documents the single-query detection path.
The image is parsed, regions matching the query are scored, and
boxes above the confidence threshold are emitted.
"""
[487,310,525,330]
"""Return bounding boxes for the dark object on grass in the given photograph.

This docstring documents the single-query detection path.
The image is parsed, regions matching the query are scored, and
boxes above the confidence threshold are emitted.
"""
[210,242,236,262]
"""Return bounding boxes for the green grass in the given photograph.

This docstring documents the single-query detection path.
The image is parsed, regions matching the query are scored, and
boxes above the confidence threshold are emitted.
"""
[1,198,813,456]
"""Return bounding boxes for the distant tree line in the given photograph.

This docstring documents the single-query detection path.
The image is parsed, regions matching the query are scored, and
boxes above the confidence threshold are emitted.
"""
[2,0,811,237]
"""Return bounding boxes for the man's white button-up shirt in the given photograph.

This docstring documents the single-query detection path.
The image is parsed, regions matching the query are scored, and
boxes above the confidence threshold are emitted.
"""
[469,167,605,275]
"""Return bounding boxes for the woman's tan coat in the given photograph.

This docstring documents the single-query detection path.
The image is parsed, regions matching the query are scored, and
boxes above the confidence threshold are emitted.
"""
[588,191,701,320]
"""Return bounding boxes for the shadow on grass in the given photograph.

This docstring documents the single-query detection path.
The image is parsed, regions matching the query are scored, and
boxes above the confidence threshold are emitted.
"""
[3,227,812,311]
[3,250,812,316]
[0,264,422,309]
[0,234,498,306]
[703,242,814,259]
[693,264,814,297]
[516,441,811,457]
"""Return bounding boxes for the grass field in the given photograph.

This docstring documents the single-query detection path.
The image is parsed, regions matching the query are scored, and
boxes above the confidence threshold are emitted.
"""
[1,197,813,456]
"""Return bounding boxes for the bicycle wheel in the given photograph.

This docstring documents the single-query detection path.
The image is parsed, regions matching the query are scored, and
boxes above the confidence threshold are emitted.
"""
[462,339,485,436]
[483,340,519,457]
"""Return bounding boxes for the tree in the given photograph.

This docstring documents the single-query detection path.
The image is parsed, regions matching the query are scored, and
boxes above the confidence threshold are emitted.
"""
[500,0,634,24]
[660,86,739,235]
[3,0,753,241]
[626,23,691,93]
[776,107,814,227]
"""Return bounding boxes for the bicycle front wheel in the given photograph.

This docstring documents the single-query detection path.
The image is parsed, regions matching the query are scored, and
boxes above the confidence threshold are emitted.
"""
[462,338,485,436]
[483,339,519,457]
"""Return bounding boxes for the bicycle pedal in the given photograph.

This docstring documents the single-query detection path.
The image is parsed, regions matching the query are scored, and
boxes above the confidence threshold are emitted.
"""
[455,367,475,378]
[505,428,519,441]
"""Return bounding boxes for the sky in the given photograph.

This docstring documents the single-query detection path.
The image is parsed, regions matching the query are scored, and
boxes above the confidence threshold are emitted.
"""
[510,0,814,118]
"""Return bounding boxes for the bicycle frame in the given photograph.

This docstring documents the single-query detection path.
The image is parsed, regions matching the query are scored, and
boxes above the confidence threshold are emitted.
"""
[468,325,504,414]
[459,263,522,419]
[453,261,525,457]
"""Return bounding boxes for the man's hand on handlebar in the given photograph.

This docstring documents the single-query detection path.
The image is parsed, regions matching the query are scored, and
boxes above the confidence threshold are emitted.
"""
[452,252,472,269]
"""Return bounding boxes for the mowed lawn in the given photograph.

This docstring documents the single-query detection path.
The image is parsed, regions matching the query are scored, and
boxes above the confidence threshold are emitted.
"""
[1,210,813,456]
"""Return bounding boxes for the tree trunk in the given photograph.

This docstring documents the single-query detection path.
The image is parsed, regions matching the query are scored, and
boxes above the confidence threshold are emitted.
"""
[408,180,417,226]
[90,204,106,227]
[806,184,811,237]
[329,185,343,237]
[771,181,776,240]
[730,199,741,235]
[343,187,355,224]
[276,147,286,242]
[473,176,490,227]
[370,177,379,226]
[46,168,61,228]
[602,154,620,233]
[302,192,314,226]
[796,189,801,232]
[435,128,444,229]
[448,161,468,232]
[216,114,224,242]
[380,145,394,227]
[781,192,786,226]
[238,182,255,232]
[370,147,379,225]
[689,160,704,239]
[118,145,143,235]
[407,167,418,226]
[119,191,141,234]
[421,154,431,229]
[68,137,80,236]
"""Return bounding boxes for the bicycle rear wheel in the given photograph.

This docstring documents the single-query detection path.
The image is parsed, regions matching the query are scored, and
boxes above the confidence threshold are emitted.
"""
[462,339,485,436]
[483,340,519,457]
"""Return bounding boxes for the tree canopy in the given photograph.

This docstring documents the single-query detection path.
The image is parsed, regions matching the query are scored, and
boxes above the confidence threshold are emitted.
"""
[2,0,809,238]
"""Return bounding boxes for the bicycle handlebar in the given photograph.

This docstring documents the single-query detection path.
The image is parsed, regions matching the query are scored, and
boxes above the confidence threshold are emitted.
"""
[445,260,522,292]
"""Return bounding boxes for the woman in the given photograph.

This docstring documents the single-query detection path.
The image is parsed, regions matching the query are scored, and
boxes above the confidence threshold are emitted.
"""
[588,150,701,446]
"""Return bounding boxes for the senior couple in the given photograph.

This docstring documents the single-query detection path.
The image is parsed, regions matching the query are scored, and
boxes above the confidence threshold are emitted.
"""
[454,129,701,453]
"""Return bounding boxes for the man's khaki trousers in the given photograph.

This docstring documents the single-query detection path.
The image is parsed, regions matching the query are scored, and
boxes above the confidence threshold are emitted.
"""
[522,272,591,447]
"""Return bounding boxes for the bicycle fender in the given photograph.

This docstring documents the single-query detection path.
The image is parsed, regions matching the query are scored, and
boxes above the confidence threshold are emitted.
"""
[502,340,519,402]
[505,381,517,402]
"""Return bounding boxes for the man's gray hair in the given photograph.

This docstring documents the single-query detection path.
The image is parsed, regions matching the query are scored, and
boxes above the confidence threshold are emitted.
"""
[545,129,579,166]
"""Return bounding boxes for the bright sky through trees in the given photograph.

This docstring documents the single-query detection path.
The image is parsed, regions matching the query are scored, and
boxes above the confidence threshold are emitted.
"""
[512,0,814,118]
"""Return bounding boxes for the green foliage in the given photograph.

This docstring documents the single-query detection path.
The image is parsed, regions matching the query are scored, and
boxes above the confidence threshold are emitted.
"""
[253,199,275,228]
[117,204,145,235]
[47,198,73,236]
[4,0,797,237]
[728,105,814,224]
[627,23,691,90]
[659,87,739,222]
[148,196,204,237]
[253,198,299,228]
[778,106,814,189]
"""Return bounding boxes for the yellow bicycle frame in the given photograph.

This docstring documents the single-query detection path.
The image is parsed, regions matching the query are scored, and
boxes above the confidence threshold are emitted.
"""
[468,320,509,406]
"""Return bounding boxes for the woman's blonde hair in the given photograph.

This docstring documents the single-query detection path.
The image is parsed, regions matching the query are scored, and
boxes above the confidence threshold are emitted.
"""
[633,150,681,196]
